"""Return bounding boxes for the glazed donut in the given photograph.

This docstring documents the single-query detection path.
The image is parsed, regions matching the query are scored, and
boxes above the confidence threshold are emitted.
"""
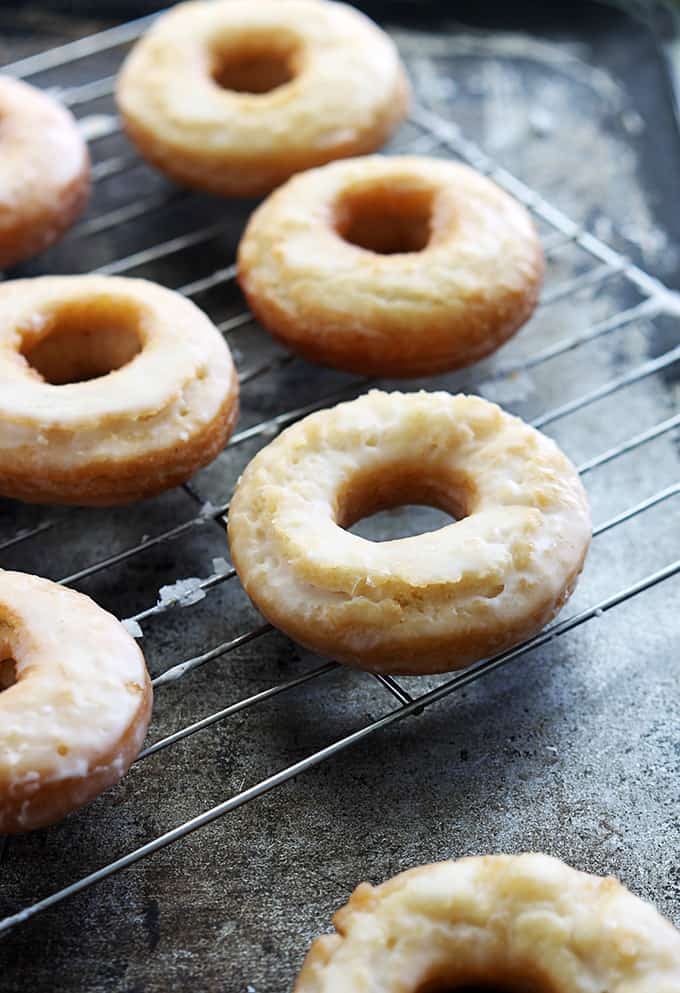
[238,155,544,377]
[115,0,409,197]
[0,275,239,505]
[295,854,680,992]
[0,76,90,270]
[228,390,590,674]
[0,571,152,833]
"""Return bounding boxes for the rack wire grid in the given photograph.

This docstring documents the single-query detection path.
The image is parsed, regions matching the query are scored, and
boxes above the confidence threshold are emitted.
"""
[0,8,679,950]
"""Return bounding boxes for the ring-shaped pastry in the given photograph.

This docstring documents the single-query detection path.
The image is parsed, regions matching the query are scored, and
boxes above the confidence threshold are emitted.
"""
[0,275,239,505]
[228,391,590,674]
[295,854,680,992]
[116,0,410,197]
[0,76,90,270]
[237,155,544,376]
[0,571,152,833]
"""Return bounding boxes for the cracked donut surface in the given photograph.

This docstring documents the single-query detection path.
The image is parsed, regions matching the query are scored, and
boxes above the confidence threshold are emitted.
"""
[0,76,90,270]
[295,854,680,992]
[0,571,152,833]
[228,390,590,674]
[237,155,544,376]
[116,0,409,197]
[0,275,239,505]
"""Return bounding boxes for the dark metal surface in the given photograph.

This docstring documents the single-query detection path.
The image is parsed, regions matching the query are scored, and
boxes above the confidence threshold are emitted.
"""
[0,4,679,993]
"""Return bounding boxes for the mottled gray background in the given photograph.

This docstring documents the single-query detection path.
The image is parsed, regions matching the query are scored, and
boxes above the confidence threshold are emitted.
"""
[0,3,679,992]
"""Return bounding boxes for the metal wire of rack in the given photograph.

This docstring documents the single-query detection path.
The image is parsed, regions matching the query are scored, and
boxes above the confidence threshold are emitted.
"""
[0,11,679,940]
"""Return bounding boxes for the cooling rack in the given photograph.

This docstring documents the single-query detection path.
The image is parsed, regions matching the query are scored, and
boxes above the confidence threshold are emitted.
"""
[0,10,679,943]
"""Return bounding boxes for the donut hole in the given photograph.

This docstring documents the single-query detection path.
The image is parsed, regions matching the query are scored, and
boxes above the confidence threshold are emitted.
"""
[349,505,454,541]
[20,299,143,385]
[416,971,555,993]
[415,984,550,993]
[338,463,473,541]
[210,35,300,94]
[0,657,16,692]
[335,185,434,254]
